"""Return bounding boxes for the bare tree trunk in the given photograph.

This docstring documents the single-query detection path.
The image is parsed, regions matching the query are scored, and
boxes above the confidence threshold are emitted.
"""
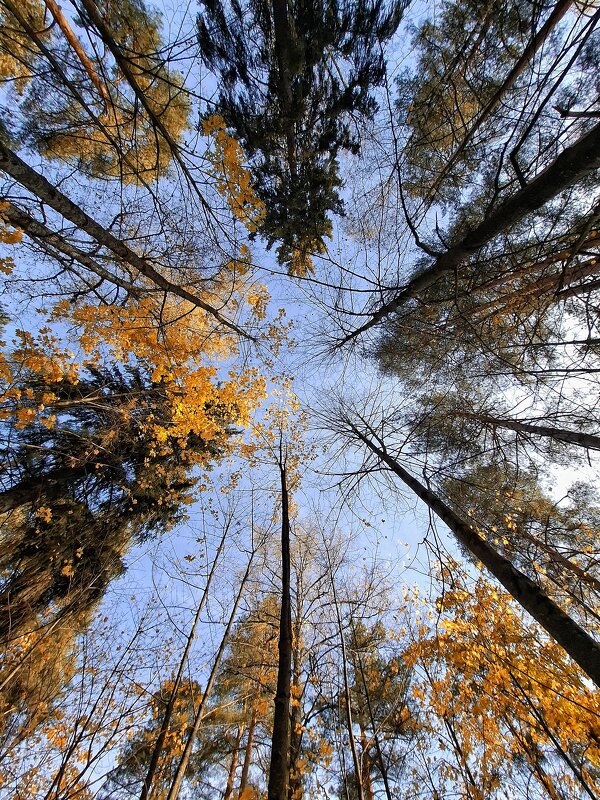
[165,553,255,800]
[239,706,257,794]
[268,462,293,800]
[43,0,111,104]
[465,411,600,452]
[324,548,364,800]
[426,0,573,201]
[341,118,600,344]
[3,201,141,298]
[140,525,229,800]
[224,725,244,800]
[348,422,600,686]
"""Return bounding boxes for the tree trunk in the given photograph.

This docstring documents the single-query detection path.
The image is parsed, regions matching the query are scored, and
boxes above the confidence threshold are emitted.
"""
[465,411,600,452]
[504,718,567,800]
[359,726,375,800]
[426,0,573,201]
[270,0,297,178]
[325,548,364,800]
[3,201,141,298]
[140,526,228,800]
[353,644,393,800]
[224,725,244,800]
[239,706,257,794]
[349,423,600,686]
[342,118,600,344]
[165,553,254,800]
[287,606,304,800]
[43,0,111,104]
[268,463,293,800]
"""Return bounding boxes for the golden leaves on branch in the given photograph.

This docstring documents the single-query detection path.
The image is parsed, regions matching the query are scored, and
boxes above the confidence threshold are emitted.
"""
[202,114,266,232]
[406,576,600,794]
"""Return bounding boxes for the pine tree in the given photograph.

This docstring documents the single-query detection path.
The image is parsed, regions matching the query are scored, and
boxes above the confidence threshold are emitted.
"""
[198,0,404,275]
[0,363,236,645]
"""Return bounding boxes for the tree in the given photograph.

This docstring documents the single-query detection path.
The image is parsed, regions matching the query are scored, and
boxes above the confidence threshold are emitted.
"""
[0,361,238,645]
[398,0,573,203]
[343,619,412,800]
[0,293,266,647]
[268,453,293,800]
[334,409,600,687]
[8,0,191,183]
[406,576,600,800]
[198,0,405,275]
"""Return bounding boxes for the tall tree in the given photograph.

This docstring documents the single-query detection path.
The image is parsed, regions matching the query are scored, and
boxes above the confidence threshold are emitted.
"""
[336,411,600,686]
[198,0,405,275]
[0,362,238,645]
[268,454,293,800]
[406,577,600,800]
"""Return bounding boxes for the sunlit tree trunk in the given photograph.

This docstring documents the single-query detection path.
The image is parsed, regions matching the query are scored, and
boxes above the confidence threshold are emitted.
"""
[239,706,257,794]
[341,118,600,344]
[224,724,244,800]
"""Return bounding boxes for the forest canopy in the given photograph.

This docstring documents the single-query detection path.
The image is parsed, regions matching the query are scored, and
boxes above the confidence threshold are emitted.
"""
[0,0,599,798]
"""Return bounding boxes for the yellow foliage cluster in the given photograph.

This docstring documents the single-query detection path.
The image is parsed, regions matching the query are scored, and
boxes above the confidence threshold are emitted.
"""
[42,82,190,183]
[407,578,600,795]
[0,329,78,429]
[202,114,266,232]
[42,297,268,456]
[0,0,49,90]
[32,0,191,183]
[0,201,22,275]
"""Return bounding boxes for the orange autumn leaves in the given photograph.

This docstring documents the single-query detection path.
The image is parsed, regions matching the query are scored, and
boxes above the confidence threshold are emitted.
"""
[1,297,267,460]
[202,114,266,233]
[405,578,600,799]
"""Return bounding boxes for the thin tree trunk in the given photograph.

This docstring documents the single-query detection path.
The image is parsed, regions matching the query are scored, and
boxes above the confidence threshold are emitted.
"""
[504,717,567,800]
[239,706,257,794]
[421,664,480,800]
[349,422,600,686]
[3,201,141,298]
[510,671,599,800]
[0,142,251,340]
[359,726,375,800]
[224,725,244,800]
[76,0,214,216]
[43,0,111,104]
[353,645,393,800]
[268,462,293,800]
[324,548,364,800]
[426,0,573,202]
[165,553,255,800]
[341,118,600,345]
[140,526,229,800]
